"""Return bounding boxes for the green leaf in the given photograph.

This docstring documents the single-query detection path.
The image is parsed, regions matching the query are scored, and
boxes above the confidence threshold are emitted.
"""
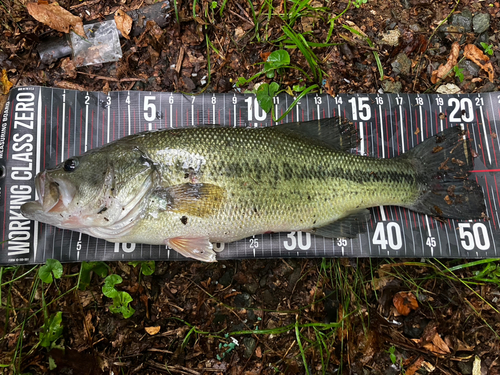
[141,261,155,276]
[266,50,290,68]
[79,262,108,290]
[293,84,306,92]
[48,357,57,370]
[236,77,249,87]
[256,83,279,113]
[110,291,135,318]
[102,274,122,298]
[39,259,63,284]
[39,312,63,348]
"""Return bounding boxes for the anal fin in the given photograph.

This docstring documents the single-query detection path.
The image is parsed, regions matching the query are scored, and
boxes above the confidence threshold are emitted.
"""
[310,209,371,238]
[165,237,217,262]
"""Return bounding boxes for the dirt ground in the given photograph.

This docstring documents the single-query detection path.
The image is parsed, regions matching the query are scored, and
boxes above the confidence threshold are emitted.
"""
[1,0,500,374]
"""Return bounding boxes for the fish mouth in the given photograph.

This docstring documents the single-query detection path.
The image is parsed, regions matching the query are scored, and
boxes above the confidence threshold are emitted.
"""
[27,171,76,214]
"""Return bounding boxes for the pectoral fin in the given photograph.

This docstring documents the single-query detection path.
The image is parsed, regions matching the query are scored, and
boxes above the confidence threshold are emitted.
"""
[153,183,225,217]
[310,209,371,238]
[166,237,217,262]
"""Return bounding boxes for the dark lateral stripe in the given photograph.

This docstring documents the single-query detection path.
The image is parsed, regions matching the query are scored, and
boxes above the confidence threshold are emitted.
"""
[220,160,416,186]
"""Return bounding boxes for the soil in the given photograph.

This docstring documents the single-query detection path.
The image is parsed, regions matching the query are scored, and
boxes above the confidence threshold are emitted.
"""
[1,0,500,374]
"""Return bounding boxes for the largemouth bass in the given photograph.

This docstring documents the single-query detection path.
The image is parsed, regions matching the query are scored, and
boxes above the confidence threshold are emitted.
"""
[21,118,485,262]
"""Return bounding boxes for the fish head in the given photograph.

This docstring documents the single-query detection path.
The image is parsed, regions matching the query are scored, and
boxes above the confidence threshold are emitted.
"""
[21,145,157,231]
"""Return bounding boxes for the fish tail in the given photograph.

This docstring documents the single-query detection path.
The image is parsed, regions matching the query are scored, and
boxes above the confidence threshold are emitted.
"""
[404,126,485,219]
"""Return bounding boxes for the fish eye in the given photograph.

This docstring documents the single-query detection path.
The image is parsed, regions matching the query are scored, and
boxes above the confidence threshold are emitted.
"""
[63,158,79,172]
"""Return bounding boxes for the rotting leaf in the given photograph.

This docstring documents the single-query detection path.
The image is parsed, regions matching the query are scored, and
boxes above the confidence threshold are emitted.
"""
[145,326,161,335]
[431,41,459,84]
[27,2,84,37]
[464,44,495,83]
[1,69,13,94]
[393,291,418,316]
[114,9,133,40]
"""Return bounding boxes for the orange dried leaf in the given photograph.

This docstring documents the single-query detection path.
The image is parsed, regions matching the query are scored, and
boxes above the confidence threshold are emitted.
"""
[114,9,132,40]
[393,291,419,316]
[464,44,495,82]
[1,69,13,94]
[145,326,161,335]
[431,41,459,84]
[27,2,84,36]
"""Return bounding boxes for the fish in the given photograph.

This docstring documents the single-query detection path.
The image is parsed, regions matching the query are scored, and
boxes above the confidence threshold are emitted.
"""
[21,117,486,262]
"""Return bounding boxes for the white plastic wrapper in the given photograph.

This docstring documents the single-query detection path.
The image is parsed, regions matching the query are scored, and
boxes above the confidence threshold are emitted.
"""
[70,20,122,67]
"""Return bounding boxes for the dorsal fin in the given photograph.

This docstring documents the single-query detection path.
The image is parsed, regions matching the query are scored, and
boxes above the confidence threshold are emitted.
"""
[270,117,358,151]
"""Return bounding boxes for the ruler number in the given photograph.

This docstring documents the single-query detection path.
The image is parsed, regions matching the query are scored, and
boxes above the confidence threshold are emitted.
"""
[475,97,484,106]
[337,238,347,247]
[348,97,371,121]
[426,237,436,248]
[245,97,266,122]
[334,96,343,105]
[372,222,402,250]
[395,97,403,105]
[435,97,444,106]
[415,97,423,106]
[76,241,82,251]
[249,237,259,249]
[314,96,322,105]
[85,95,90,105]
[458,223,490,251]
[169,95,174,104]
[283,231,311,251]
[375,96,383,105]
[114,243,136,253]
[211,96,216,105]
[273,96,279,105]
[144,96,156,121]
[449,98,473,122]
[232,96,237,105]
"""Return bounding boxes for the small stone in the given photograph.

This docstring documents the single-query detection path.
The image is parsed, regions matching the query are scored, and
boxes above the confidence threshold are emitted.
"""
[381,80,402,93]
[242,337,256,358]
[480,81,497,93]
[458,59,481,79]
[450,9,472,32]
[472,13,490,34]
[379,29,401,46]
[391,53,411,75]
[219,269,234,287]
[242,282,258,294]
[436,83,461,94]
[456,360,473,375]
[234,293,252,308]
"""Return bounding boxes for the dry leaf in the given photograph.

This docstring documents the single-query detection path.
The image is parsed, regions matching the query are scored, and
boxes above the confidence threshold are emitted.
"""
[1,69,13,94]
[145,326,161,335]
[61,57,77,78]
[114,9,132,40]
[255,346,262,358]
[464,44,495,83]
[431,41,459,84]
[393,291,419,316]
[54,80,87,91]
[27,2,84,36]
[405,356,425,375]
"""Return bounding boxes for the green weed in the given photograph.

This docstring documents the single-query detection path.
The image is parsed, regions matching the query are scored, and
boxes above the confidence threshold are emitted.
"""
[102,274,135,318]
[353,0,368,8]
[453,65,465,82]
[129,260,155,276]
[480,42,494,56]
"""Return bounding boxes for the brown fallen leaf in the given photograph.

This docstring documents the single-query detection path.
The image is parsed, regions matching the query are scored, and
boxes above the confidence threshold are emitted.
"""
[393,291,419,316]
[464,44,495,82]
[145,326,161,335]
[27,2,84,37]
[431,41,459,84]
[54,80,86,91]
[114,9,132,40]
[1,69,13,94]
[61,57,77,78]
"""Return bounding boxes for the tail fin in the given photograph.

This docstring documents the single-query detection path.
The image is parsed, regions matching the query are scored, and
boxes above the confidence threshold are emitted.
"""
[405,127,485,219]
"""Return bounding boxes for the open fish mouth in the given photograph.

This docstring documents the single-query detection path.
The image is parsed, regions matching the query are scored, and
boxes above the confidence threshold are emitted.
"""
[24,171,77,215]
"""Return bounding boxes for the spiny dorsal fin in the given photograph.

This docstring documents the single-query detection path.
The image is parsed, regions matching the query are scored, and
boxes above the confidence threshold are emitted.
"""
[270,117,358,152]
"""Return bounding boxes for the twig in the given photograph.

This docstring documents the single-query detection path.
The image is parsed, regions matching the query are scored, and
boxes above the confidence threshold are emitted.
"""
[70,0,100,9]
[76,71,145,82]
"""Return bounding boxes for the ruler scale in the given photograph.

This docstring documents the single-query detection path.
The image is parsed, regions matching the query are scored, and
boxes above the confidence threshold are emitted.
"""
[1,87,500,265]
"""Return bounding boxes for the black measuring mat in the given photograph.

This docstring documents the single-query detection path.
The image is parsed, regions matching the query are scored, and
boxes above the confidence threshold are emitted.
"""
[1,87,499,264]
